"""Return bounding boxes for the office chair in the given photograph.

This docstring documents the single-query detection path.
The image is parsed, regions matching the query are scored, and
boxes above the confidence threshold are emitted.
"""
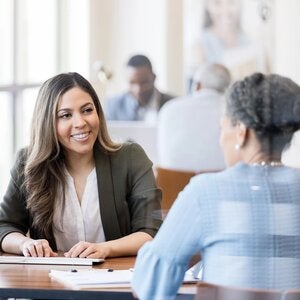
[195,282,282,300]
[155,166,222,213]
[155,166,196,212]
[283,290,300,300]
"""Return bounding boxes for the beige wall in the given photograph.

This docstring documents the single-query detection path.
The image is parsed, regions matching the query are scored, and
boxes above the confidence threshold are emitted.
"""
[273,0,300,83]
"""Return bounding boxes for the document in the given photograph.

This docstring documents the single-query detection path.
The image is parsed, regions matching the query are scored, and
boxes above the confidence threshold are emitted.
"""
[184,261,203,283]
[49,266,201,290]
[0,256,104,266]
[49,269,133,289]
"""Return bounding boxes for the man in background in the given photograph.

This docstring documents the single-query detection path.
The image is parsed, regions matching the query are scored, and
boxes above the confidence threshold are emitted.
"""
[157,63,231,172]
[105,54,174,122]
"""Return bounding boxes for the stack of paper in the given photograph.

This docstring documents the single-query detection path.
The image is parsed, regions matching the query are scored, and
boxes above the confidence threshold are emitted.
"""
[49,269,133,289]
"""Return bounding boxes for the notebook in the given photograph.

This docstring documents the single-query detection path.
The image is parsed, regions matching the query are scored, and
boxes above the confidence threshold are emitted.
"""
[49,269,133,289]
[0,256,104,266]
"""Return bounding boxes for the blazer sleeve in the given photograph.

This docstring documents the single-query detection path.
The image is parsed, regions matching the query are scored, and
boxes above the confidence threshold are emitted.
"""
[0,149,30,251]
[126,143,162,237]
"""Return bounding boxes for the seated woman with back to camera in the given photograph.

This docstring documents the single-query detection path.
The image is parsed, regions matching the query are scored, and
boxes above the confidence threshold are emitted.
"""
[132,72,300,299]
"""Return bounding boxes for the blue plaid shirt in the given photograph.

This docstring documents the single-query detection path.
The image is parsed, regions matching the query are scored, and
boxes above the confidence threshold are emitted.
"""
[132,163,300,300]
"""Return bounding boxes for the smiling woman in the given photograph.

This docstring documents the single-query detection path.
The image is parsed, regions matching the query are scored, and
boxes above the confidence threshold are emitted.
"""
[0,72,162,259]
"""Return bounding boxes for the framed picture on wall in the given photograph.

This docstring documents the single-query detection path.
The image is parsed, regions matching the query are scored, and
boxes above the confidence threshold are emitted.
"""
[184,0,274,87]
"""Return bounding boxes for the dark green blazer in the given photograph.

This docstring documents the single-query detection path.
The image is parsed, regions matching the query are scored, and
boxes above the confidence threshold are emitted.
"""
[0,142,162,251]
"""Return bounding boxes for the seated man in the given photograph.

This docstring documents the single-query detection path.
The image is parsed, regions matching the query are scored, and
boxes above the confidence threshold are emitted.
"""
[105,54,174,122]
[157,63,231,172]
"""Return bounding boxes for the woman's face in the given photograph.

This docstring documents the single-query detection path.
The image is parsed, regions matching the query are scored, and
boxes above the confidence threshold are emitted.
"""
[207,0,240,28]
[56,87,99,158]
[219,115,241,167]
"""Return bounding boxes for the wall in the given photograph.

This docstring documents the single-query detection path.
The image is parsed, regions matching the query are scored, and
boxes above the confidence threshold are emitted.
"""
[273,0,300,83]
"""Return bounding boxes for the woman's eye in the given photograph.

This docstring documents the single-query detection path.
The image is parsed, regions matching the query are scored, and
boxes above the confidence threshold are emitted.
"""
[83,107,93,113]
[59,113,71,119]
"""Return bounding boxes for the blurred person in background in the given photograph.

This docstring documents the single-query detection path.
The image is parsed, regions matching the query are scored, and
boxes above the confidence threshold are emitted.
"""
[157,63,231,172]
[187,0,262,89]
[105,54,174,123]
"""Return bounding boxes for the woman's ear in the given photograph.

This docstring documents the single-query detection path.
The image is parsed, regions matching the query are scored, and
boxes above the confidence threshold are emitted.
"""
[236,122,247,148]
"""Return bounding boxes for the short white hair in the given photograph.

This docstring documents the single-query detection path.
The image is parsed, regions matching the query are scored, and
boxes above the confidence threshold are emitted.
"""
[193,63,231,93]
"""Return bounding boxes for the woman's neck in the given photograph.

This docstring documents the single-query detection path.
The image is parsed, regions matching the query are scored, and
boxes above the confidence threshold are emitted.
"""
[244,151,281,166]
[65,152,95,177]
[64,152,95,204]
[239,130,282,166]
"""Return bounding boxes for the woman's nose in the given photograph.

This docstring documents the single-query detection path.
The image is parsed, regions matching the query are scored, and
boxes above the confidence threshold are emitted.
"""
[73,113,86,128]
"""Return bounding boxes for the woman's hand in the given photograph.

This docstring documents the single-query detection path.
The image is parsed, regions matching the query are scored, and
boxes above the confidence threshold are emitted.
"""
[65,232,152,259]
[21,238,57,257]
[64,241,110,259]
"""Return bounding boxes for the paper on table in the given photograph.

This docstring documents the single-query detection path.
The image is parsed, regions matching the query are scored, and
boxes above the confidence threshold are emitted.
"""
[49,269,133,289]
[49,263,201,290]
[0,256,104,266]
[184,261,203,283]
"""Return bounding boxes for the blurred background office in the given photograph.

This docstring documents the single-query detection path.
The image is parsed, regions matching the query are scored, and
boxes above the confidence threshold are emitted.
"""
[1,0,300,200]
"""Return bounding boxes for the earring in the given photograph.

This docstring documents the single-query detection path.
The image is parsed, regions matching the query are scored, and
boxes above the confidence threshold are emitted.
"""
[235,144,241,150]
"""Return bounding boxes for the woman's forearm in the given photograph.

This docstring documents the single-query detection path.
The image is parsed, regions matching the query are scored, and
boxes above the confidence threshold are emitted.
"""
[65,232,154,259]
[105,231,153,257]
[1,232,31,254]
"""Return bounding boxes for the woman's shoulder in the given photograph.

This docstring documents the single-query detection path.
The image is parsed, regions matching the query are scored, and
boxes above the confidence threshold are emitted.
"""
[96,142,153,180]
[15,147,28,160]
[110,142,148,158]
[95,141,144,155]
[96,142,152,168]
[12,147,28,168]
[189,164,245,187]
[9,147,29,181]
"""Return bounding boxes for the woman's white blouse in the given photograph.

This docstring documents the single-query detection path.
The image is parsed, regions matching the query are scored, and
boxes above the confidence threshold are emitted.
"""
[53,168,105,252]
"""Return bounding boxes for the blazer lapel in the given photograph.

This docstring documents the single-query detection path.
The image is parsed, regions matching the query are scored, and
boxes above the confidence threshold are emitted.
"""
[94,144,122,240]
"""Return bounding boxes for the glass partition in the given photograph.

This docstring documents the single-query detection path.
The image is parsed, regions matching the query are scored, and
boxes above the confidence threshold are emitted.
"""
[0,92,13,199]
